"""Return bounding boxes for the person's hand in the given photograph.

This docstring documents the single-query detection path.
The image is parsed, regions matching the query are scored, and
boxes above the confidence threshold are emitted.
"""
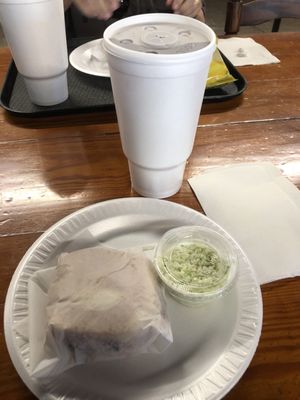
[166,0,205,21]
[68,0,121,20]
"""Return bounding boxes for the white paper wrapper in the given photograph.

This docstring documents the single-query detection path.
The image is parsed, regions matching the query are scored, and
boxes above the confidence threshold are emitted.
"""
[189,162,300,284]
[16,245,173,382]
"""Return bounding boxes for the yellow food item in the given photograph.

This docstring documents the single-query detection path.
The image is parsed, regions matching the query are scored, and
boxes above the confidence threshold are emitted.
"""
[206,49,236,88]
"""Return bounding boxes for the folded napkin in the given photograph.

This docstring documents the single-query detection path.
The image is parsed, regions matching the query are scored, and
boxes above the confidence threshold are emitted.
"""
[217,37,280,66]
[188,163,300,284]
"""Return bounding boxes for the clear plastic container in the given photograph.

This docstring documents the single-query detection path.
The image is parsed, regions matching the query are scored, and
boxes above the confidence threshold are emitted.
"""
[154,226,238,306]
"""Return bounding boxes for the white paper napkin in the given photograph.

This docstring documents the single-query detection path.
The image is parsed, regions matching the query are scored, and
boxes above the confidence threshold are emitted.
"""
[217,37,280,66]
[188,162,300,284]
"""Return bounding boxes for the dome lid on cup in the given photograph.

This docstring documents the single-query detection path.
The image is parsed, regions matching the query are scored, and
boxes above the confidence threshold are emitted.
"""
[103,13,216,61]
[108,20,209,55]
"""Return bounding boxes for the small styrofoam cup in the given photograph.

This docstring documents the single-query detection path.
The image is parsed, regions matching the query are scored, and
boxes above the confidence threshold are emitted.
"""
[103,14,216,198]
[0,0,69,106]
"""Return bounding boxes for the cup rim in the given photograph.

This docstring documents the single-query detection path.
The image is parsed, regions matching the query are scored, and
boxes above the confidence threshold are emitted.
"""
[103,13,216,64]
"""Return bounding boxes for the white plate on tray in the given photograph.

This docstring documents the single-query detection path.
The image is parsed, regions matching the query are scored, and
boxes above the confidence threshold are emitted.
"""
[69,38,110,77]
[4,198,262,400]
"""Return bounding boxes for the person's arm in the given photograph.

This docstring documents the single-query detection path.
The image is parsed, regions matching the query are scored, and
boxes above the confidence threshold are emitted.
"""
[63,0,120,19]
[63,0,205,21]
[166,0,205,21]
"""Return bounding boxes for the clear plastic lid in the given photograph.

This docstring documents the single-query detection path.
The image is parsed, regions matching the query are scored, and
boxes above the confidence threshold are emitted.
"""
[154,226,238,305]
[108,20,210,55]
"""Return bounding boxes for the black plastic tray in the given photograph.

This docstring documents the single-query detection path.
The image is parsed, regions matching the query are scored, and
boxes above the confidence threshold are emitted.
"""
[0,40,247,117]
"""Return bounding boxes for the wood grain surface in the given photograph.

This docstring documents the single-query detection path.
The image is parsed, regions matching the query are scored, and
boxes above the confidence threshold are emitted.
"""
[0,32,300,400]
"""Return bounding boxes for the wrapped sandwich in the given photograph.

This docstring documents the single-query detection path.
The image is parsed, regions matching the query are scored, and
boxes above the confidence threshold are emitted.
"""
[46,245,173,365]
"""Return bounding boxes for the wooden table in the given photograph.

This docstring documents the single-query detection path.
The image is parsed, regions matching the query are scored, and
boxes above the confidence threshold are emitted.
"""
[0,32,299,400]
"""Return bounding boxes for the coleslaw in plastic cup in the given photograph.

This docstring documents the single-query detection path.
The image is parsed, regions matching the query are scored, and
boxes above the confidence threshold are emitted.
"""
[154,226,238,306]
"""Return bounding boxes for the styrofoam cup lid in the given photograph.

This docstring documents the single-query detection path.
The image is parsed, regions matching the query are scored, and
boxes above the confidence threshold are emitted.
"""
[104,14,216,61]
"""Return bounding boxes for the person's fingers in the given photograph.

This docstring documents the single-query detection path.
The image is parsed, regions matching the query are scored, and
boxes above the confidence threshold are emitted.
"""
[74,0,120,20]
[96,0,120,19]
[178,0,202,19]
[178,0,202,18]
[196,7,205,22]
[167,0,205,21]
[168,0,185,12]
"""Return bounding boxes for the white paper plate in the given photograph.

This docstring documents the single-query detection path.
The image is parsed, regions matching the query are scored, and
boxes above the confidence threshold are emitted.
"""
[69,38,110,77]
[4,198,262,400]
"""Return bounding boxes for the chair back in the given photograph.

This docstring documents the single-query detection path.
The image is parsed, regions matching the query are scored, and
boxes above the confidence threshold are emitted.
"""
[225,0,300,34]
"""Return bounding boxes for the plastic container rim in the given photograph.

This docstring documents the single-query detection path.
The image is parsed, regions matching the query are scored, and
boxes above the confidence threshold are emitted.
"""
[154,225,238,300]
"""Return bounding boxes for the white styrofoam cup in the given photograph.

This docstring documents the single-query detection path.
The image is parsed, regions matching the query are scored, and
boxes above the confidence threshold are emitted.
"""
[0,0,69,106]
[103,14,216,198]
